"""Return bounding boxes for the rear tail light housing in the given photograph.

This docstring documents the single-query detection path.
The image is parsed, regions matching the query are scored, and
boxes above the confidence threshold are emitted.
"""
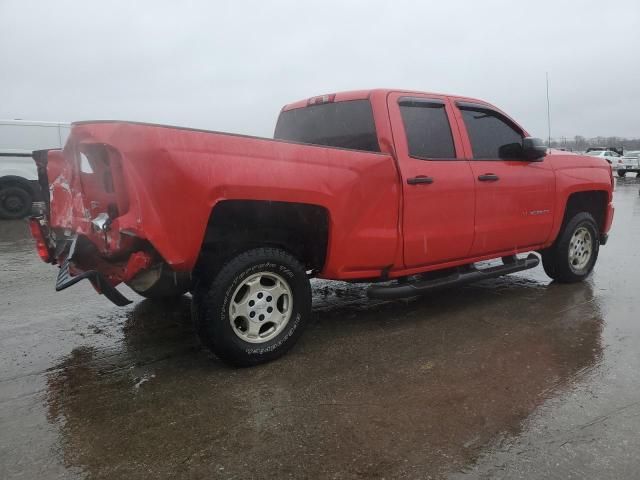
[29,218,52,263]
[77,143,129,220]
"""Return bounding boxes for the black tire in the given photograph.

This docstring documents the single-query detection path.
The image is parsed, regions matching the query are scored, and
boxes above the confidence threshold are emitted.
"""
[190,280,210,341]
[541,212,599,283]
[0,185,32,219]
[193,247,311,367]
[617,170,626,177]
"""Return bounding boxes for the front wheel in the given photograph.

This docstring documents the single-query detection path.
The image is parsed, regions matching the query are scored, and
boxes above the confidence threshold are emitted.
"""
[617,170,626,177]
[541,212,599,283]
[193,248,311,366]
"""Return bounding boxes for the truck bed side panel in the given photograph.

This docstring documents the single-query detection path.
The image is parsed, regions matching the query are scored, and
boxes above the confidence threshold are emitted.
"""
[66,122,401,279]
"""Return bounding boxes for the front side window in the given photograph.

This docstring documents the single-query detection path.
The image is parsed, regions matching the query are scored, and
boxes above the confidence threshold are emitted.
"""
[274,100,380,152]
[459,107,524,159]
[398,98,456,159]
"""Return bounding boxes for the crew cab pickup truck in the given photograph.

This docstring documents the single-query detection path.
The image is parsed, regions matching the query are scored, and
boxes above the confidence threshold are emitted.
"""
[29,89,614,366]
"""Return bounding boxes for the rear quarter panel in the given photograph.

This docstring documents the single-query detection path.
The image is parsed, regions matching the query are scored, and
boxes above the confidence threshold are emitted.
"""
[68,122,401,278]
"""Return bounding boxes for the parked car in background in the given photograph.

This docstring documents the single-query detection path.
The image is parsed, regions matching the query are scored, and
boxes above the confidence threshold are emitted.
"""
[618,150,640,177]
[585,149,625,172]
[587,146,624,156]
[0,120,70,219]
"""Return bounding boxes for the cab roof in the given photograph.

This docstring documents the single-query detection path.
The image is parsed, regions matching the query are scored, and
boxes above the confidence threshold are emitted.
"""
[281,89,492,112]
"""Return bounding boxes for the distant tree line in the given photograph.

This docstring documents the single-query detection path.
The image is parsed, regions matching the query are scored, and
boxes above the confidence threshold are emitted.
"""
[549,136,640,152]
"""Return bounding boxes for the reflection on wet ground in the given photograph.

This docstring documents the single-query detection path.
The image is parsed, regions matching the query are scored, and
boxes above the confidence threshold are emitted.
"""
[1,180,639,479]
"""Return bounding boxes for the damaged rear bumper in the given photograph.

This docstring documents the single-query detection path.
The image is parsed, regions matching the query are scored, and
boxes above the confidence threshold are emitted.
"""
[56,258,132,306]
[54,237,132,306]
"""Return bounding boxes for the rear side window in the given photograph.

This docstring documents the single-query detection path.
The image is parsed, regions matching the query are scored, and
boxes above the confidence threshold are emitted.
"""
[399,98,456,159]
[459,107,524,159]
[274,100,380,152]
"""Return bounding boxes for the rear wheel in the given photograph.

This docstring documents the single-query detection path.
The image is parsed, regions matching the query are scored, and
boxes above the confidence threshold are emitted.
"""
[617,170,626,177]
[541,212,599,283]
[0,185,32,219]
[192,247,311,366]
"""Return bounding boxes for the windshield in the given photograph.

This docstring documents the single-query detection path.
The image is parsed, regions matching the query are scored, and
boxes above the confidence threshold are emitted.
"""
[274,99,380,152]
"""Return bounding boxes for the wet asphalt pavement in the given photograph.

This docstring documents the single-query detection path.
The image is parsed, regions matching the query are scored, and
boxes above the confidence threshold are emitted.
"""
[1,180,639,479]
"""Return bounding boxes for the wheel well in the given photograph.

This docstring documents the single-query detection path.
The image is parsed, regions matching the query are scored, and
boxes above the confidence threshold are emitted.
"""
[195,200,329,282]
[563,191,608,232]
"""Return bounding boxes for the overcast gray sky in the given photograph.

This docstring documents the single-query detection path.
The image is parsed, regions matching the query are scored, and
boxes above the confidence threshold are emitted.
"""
[1,0,638,139]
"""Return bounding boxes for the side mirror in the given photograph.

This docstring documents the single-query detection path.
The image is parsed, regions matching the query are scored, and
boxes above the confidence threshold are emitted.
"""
[498,142,524,159]
[522,137,547,161]
[498,138,547,161]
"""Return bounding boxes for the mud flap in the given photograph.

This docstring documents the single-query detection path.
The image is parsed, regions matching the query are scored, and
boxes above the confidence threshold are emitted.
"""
[55,258,132,306]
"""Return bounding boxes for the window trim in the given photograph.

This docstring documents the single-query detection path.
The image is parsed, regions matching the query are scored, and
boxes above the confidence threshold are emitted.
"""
[398,97,447,108]
[398,97,458,161]
[274,98,381,153]
[456,101,525,160]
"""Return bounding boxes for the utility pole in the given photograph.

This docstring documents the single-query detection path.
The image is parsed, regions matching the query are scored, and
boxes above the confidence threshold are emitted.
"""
[546,72,552,147]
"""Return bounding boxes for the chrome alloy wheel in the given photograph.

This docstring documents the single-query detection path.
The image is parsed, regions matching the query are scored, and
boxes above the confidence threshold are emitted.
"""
[229,272,293,343]
[568,226,593,272]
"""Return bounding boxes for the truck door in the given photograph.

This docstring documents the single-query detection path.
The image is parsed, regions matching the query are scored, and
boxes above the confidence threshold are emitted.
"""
[387,93,475,268]
[452,101,555,256]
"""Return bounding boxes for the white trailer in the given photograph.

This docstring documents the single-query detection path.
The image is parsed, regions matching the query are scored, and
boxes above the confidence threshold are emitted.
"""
[0,120,70,219]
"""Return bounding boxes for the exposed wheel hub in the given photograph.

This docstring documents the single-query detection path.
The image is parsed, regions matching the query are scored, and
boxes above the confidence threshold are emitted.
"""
[229,272,293,343]
[569,226,592,272]
[248,291,275,322]
[3,195,24,213]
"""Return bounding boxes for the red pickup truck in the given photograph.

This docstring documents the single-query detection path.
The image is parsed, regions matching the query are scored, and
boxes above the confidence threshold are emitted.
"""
[30,89,614,366]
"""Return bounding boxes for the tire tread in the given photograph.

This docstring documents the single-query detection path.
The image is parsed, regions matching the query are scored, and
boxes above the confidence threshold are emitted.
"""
[541,212,599,283]
[193,247,310,366]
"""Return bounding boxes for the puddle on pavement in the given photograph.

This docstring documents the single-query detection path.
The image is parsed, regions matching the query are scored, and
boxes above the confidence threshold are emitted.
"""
[1,179,639,479]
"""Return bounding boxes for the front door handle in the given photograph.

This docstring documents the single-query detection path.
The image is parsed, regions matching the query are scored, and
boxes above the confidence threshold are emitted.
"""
[407,176,434,185]
[478,173,500,182]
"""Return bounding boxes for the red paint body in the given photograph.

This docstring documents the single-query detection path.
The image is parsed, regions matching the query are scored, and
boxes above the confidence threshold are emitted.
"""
[35,89,614,291]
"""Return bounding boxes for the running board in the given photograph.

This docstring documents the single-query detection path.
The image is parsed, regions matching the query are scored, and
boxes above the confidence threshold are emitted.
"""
[367,253,540,300]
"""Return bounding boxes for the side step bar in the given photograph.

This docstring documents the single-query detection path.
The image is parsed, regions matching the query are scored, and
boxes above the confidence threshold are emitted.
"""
[367,253,540,300]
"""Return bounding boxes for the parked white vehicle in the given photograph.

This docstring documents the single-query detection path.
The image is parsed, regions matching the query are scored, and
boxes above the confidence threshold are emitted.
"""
[618,150,640,177]
[0,120,69,218]
[585,150,625,173]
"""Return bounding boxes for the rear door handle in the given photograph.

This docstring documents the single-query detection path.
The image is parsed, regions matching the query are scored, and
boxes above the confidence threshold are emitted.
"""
[407,176,434,185]
[478,173,500,182]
